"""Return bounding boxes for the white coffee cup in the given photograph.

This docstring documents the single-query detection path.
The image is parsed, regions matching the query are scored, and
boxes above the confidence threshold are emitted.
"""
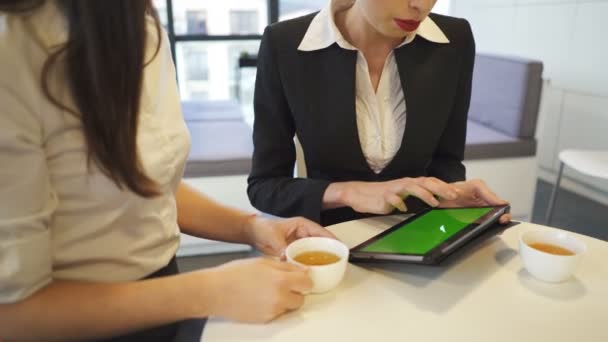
[519,230,586,283]
[285,237,349,294]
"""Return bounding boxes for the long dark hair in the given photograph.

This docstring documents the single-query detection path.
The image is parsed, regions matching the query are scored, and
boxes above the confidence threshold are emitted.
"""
[0,0,162,197]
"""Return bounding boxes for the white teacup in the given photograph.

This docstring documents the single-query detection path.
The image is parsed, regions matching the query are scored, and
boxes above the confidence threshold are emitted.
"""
[519,230,586,283]
[286,237,349,294]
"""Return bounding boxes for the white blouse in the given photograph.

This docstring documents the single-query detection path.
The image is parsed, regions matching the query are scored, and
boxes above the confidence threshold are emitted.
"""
[0,1,191,303]
[298,0,450,173]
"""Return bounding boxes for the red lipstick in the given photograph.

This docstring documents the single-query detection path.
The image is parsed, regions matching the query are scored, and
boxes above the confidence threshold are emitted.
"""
[394,19,421,32]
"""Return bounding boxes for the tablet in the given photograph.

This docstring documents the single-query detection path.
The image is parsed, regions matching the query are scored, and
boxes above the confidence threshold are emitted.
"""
[349,206,510,265]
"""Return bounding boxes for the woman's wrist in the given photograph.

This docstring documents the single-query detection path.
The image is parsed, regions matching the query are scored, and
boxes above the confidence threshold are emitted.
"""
[239,213,260,246]
[178,269,223,319]
[322,182,351,209]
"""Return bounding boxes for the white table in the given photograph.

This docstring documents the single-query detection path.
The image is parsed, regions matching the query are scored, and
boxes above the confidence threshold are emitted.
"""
[201,216,608,342]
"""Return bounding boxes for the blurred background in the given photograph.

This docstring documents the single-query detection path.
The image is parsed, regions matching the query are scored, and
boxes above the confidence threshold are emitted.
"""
[151,0,450,123]
[148,0,606,261]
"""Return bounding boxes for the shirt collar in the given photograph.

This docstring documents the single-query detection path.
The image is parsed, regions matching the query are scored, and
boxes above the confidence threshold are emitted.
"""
[298,0,450,52]
[25,0,68,52]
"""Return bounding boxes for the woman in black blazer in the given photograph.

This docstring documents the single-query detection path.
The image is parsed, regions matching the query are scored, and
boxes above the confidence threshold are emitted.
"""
[248,0,511,227]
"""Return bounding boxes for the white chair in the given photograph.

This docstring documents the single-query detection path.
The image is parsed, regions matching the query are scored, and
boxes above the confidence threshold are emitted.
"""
[545,149,608,224]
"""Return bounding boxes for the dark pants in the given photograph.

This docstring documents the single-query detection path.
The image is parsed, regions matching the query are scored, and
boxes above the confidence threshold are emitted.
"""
[97,257,180,342]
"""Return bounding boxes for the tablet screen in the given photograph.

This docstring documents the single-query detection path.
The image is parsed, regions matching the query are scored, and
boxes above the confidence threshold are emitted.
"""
[360,207,494,255]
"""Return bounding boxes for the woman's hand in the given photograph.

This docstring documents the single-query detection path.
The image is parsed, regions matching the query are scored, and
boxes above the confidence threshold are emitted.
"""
[245,216,337,257]
[439,179,512,224]
[324,177,460,214]
[208,258,312,323]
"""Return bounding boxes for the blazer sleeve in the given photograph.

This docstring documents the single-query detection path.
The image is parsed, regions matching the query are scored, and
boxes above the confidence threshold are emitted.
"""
[427,19,475,183]
[247,26,331,223]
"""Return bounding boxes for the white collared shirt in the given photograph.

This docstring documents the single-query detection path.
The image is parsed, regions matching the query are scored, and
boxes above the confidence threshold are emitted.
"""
[298,0,449,173]
[0,1,191,303]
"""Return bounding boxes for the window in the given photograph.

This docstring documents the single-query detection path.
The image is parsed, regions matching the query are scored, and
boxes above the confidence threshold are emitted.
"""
[154,0,453,107]
[184,48,208,81]
[172,0,267,36]
[177,45,210,101]
[189,91,209,100]
[175,41,260,105]
[279,0,326,21]
[152,0,168,28]
[156,1,338,122]
[186,10,208,34]
[228,43,261,115]
[158,0,267,110]
[230,10,259,35]
[432,0,451,15]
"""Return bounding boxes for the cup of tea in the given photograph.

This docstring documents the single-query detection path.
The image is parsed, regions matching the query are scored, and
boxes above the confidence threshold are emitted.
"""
[519,230,586,283]
[285,237,349,294]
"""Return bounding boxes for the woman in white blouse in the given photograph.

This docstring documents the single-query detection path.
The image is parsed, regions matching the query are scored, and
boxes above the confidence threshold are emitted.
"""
[248,0,512,226]
[0,1,333,340]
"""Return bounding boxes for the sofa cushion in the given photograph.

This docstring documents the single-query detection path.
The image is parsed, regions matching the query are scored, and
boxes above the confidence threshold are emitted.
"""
[181,100,244,122]
[465,120,536,160]
[184,120,253,177]
[469,54,543,139]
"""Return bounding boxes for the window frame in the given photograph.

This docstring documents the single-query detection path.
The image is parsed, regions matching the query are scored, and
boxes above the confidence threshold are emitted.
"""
[161,0,279,63]
[159,0,451,76]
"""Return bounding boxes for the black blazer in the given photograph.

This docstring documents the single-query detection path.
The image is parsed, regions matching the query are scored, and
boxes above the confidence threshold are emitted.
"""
[247,13,476,226]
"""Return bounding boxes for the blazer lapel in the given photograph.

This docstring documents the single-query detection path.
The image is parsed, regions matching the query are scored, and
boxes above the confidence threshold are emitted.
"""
[301,45,371,176]
[386,38,459,175]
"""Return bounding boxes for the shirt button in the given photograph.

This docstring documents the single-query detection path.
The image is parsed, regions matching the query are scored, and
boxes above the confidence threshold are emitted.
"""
[384,97,390,102]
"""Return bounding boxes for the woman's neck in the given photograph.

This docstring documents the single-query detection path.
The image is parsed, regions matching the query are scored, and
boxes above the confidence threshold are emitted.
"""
[336,2,406,55]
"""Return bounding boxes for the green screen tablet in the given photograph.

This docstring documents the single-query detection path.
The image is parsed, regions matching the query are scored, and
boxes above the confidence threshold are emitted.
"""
[350,206,509,265]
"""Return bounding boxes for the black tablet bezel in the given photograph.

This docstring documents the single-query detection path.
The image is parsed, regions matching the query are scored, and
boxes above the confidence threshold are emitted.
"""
[349,205,510,264]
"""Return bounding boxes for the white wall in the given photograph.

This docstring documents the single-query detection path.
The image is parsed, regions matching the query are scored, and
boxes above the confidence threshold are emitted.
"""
[433,0,452,15]
[450,0,608,204]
